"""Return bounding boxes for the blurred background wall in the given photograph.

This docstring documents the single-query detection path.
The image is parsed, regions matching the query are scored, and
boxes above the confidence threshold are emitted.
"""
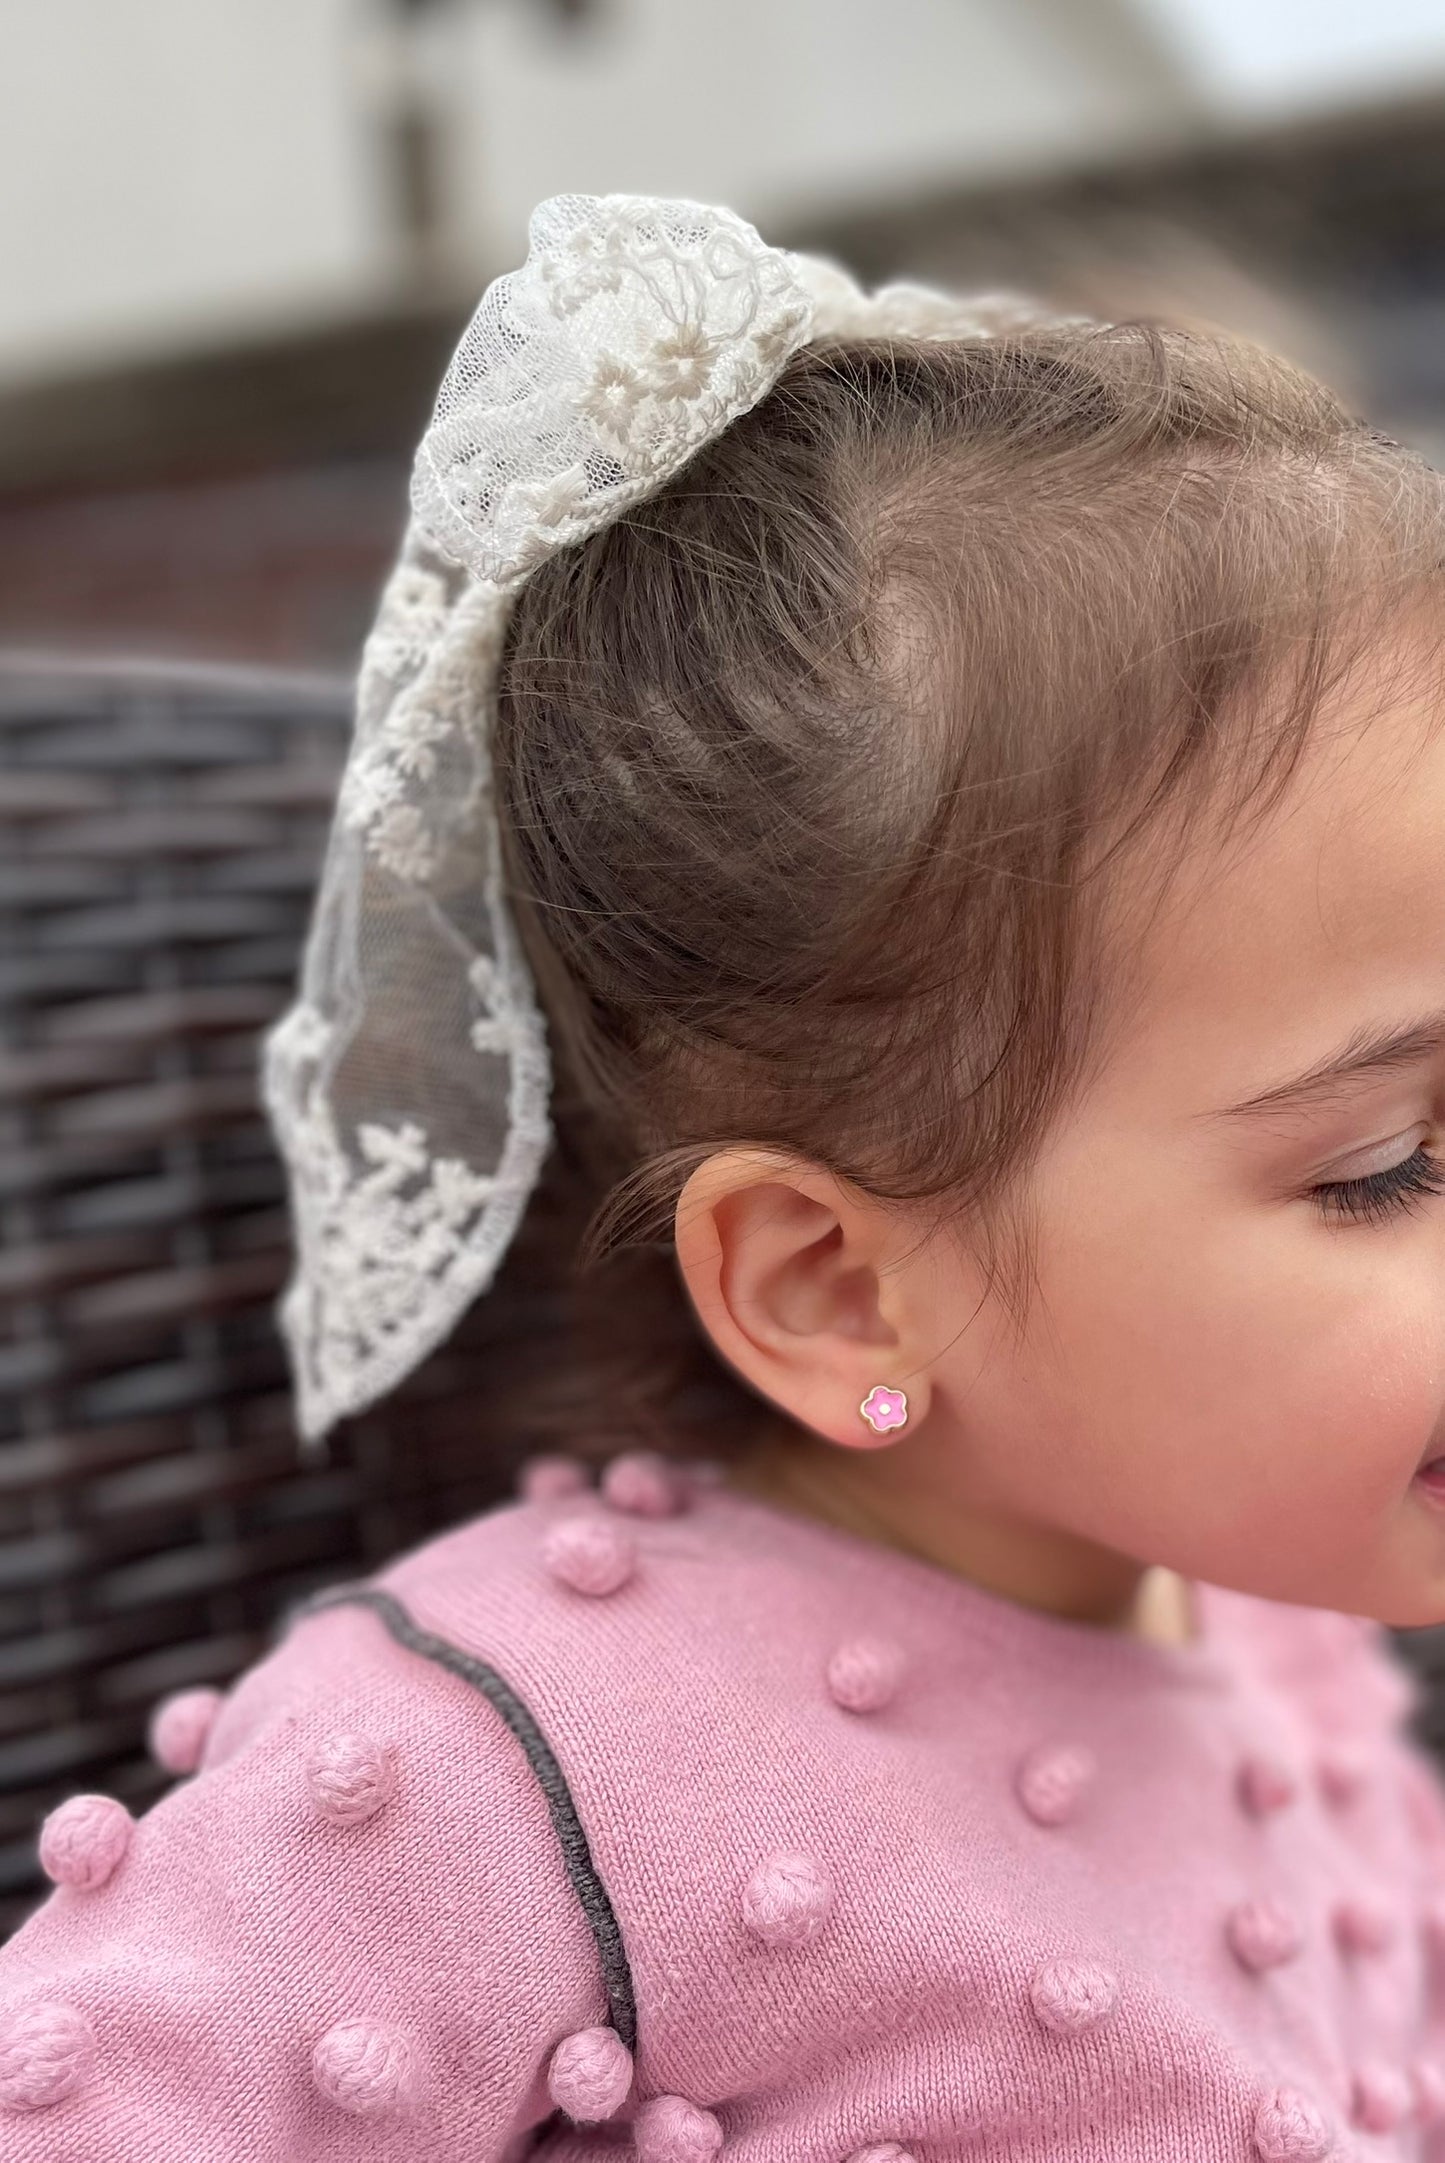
[3,0,1445,669]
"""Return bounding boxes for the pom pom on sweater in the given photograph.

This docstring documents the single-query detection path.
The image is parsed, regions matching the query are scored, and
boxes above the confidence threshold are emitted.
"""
[542,1515,636,1596]
[1349,2058,1412,2131]
[825,1636,906,1713]
[1315,1743,1370,1808]
[1251,2084,1335,2160]
[740,1849,833,1946]
[1227,1897,1303,1972]
[1236,1753,1298,1816]
[303,1730,398,1826]
[37,1793,134,1890]
[147,1685,224,1775]
[547,2025,633,2119]
[601,1450,691,1518]
[518,1453,591,1503]
[634,2092,724,2161]
[1332,1894,1396,1955]
[311,2016,422,2115]
[1015,1741,1096,1826]
[1029,1958,1119,2034]
[0,2000,95,2111]
[1411,2056,1445,2125]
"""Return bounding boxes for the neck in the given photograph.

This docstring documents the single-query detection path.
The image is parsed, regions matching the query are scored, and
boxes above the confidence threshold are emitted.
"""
[720,1420,1197,1644]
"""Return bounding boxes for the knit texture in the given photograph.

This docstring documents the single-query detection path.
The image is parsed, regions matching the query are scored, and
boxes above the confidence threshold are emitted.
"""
[3,1458,1445,2161]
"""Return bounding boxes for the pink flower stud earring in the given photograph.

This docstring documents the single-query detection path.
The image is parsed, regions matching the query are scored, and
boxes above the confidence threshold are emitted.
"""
[859,1385,908,1436]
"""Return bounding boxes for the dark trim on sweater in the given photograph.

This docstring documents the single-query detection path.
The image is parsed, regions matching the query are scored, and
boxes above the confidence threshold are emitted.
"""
[279,1581,638,2053]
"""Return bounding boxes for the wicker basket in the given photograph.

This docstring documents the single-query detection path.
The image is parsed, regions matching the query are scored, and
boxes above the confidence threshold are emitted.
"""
[0,654,538,1940]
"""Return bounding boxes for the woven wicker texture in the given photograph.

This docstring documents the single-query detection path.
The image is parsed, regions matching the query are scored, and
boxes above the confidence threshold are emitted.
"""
[0,656,535,1940]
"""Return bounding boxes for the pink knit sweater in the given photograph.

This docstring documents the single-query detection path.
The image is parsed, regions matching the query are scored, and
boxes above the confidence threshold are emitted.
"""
[4,1452,1445,2162]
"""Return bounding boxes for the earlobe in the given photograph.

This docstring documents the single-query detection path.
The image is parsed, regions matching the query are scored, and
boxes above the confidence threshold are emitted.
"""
[672,1149,931,1451]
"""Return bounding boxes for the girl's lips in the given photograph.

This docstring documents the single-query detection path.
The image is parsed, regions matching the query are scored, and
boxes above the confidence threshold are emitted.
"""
[1415,1459,1445,1500]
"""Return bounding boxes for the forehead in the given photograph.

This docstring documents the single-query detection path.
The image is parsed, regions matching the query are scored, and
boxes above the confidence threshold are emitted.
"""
[1092,633,1445,1124]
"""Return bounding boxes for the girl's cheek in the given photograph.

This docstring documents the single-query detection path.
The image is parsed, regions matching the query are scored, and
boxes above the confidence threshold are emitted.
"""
[1149,1262,1437,1513]
[1352,1294,1445,1473]
[1283,1283,1445,1503]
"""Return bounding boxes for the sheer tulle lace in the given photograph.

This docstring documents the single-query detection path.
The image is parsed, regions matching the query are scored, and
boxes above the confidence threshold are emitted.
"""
[262,190,1080,1451]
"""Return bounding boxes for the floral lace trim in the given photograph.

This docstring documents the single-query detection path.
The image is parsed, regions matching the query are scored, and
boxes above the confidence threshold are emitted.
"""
[409,194,818,588]
[262,988,551,1447]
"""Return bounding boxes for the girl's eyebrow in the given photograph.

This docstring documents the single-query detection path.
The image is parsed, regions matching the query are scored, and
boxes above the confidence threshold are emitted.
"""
[1199,1011,1445,1125]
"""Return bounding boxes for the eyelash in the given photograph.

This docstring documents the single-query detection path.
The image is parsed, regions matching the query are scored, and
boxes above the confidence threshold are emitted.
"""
[1312,1144,1445,1226]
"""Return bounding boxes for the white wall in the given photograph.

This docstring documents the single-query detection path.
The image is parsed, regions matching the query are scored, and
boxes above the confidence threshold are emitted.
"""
[0,0,378,382]
[1,0,1442,387]
[446,0,1202,264]
[1135,0,1445,118]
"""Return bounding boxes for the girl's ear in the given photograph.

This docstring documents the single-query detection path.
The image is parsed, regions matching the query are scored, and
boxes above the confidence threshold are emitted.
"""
[672,1148,933,1449]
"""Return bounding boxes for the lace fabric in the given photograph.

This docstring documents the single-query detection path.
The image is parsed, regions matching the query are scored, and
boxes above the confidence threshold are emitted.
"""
[263,190,1080,1452]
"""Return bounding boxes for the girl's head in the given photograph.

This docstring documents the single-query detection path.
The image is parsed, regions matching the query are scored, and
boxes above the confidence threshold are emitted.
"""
[493,319,1445,1627]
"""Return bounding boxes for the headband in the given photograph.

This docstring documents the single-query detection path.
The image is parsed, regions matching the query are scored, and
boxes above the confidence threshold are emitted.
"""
[262,191,1077,1454]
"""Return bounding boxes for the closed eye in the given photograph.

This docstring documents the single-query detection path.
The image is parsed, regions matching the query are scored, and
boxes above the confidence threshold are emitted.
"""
[1311,1144,1445,1227]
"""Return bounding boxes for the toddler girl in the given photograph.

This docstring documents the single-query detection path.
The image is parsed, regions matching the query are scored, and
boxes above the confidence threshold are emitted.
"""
[6,193,1445,2163]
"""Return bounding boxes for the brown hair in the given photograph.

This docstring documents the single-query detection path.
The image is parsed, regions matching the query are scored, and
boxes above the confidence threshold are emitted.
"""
[482,320,1445,1469]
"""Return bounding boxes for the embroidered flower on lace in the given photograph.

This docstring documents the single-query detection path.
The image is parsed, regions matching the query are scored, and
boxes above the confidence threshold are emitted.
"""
[338,576,511,876]
[538,217,633,316]
[751,309,810,370]
[389,681,459,762]
[315,1118,499,1344]
[652,324,717,402]
[390,724,443,784]
[470,1017,515,1055]
[468,953,519,1055]
[368,802,437,883]
[580,353,648,440]
[361,565,451,678]
[264,1006,504,1428]
[514,461,594,536]
[337,745,404,833]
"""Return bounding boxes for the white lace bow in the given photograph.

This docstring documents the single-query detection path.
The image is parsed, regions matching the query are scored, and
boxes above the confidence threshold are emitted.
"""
[262,191,1069,1451]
